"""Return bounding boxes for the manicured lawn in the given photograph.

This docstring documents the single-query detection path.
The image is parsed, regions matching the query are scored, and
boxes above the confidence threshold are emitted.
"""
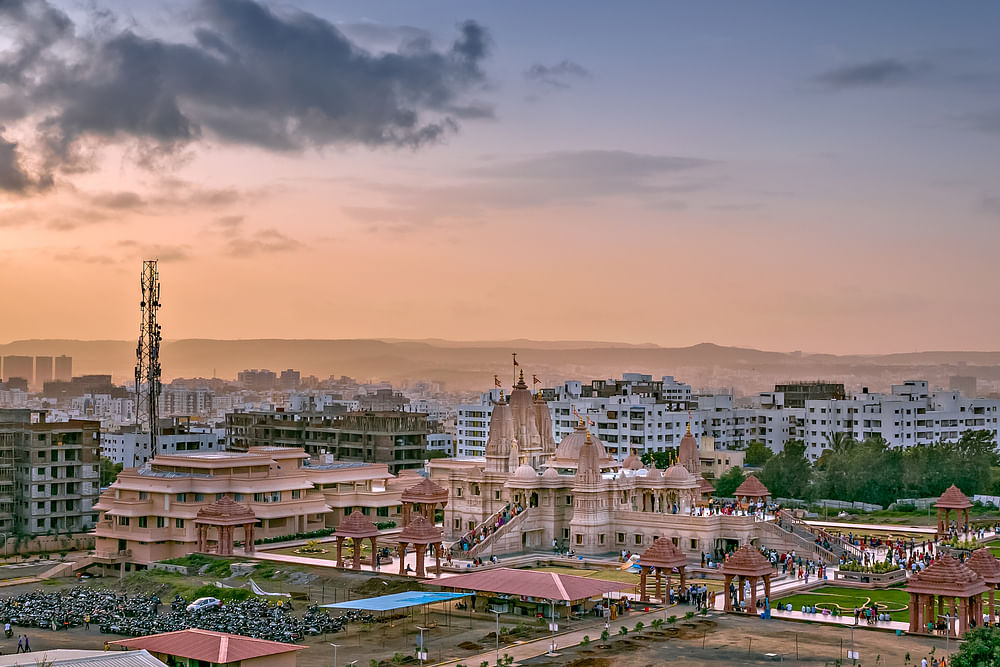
[986,540,1000,558]
[774,586,912,622]
[266,545,342,561]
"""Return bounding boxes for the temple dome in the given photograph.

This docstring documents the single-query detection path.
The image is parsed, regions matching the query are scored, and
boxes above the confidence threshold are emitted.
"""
[678,424,699,474]
[542,466,560,480]
[622,451,643,470]
[554,424,609,461]
[662,465,698,488]
[513,463,537,481]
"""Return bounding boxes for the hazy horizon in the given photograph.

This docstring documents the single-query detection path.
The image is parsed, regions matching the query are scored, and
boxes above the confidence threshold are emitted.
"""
[1,1,998,354]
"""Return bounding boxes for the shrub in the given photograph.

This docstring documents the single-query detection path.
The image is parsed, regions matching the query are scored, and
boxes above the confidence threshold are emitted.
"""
[634,621,644,633]
[600,630,610,642]
[376,520,397,530]
[651,619,664,630]
[684,611,695,620]
[581,636,590,646]
[191,584,250,602]
[668,615,677,624]
[254,528,334,545]
[618,626,628,636]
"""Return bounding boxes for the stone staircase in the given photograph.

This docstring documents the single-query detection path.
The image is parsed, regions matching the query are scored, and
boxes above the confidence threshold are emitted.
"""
[776,510,864,561]
[759,517,838,564]
[465,508,534,558]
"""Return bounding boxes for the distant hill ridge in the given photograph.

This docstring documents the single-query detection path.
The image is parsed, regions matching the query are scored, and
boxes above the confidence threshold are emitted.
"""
[1,339,999,392]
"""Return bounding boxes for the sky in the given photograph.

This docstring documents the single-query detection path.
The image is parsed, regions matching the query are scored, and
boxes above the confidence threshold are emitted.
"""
[1,0,999,354]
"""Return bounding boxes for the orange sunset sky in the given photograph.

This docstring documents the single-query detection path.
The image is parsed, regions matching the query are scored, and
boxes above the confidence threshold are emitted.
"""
[1,1,998,354]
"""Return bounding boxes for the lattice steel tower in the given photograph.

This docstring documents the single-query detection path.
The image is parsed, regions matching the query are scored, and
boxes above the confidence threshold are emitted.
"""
[135,260,162,460]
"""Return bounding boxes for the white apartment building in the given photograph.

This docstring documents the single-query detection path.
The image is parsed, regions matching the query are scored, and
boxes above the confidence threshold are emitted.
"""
[427,432,454,456]
[101,429,222,467]
[799,380,1000,461]
[456,376,1000,464]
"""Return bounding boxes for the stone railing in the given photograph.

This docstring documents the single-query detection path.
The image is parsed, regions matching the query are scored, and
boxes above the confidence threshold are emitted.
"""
[464,508,533,558]
[833,567,907,587]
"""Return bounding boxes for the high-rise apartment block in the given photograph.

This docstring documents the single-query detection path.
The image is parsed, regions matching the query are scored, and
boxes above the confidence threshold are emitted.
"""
[54,355,73,382]
[34,356,53,388]
[2,356,33,385]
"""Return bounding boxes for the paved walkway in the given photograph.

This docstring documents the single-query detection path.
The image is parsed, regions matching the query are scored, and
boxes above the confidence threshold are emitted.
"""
[432,606,674,666]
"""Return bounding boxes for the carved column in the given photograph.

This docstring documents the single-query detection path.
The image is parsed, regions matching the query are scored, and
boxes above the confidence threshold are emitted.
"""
[398,542,408,575]
[909,593,920,633]
[415,544,426,578]
[336,537,344,567]
[723,574,733,611]
[353,538,362,570]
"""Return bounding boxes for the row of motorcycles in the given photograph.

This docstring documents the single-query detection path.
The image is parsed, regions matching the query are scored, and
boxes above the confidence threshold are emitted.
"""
[0,588,377,643]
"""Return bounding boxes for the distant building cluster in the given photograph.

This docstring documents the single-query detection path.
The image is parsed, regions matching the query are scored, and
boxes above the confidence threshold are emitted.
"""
[458,375,1000,463]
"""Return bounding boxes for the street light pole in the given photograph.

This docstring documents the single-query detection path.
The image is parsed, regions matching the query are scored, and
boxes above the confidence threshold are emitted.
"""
[329,642,340,667]
[492,610,501,666]
[416,626,428,667]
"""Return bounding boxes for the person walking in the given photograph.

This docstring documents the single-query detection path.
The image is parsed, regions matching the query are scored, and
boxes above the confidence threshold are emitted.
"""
[15,635,22,654]
[84,614,90,630]
[22,635,29,653]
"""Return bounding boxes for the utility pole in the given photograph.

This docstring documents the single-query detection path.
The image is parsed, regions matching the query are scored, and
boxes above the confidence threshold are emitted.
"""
[135,260,162,463]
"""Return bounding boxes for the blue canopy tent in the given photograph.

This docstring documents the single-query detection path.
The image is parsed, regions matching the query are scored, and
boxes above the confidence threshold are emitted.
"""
[321,591,471,612]
[320,591,473,653]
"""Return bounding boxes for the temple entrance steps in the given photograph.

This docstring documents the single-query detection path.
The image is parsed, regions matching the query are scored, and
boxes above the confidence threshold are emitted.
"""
[463,508,534,559]
[758,519,838,564]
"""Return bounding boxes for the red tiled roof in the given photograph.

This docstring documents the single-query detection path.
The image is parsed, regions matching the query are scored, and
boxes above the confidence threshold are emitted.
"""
[734,474,770,498]
[721,545,774,577]
[398,514,443,544]
[194,496,256,525]
[697,477,715,494]
[935,484,973,509]
[110,629,302,662]
[906,555,989,597]
[640,537,688,570]
[400,477,449,504]
[336,510,379,538]
[428,567,634,602]
[966,549,1000,584]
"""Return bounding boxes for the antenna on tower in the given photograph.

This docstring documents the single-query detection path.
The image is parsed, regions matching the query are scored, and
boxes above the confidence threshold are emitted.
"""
[134,260,162,465]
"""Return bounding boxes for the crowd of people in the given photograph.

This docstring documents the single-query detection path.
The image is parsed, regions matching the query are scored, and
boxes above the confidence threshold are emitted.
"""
[454,504,525,553]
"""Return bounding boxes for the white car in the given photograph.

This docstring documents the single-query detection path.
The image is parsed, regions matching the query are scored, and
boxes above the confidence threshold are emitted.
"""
[186,597,222,613]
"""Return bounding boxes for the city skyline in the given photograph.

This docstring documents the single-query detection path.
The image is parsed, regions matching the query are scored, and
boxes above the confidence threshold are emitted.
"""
[2,1,1000,353]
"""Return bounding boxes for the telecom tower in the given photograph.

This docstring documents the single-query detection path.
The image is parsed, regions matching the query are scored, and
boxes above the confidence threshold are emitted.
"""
[134,260,162,462]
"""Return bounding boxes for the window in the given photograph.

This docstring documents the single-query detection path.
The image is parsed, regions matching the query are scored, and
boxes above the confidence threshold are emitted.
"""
[454,519,460,529]
[194,494,205,502]
[690,539,698,550]
[175,519,185,528]
[291,490,301,499]
[156,516,165,528]
[139,492,148,500]
[599,534,605,545]
[575,534,583,545]
[216,493,225,500]
[253,493,265,502]
[270,491,281,503]
[233,494,243,502]
[634,534,643,545]
[377,506,389,517]
[565,495,573,505]
[617,532,625,544]
[455,488,462,497]
[176,493,187,502]
[137,517,147,528]
[494,490,501,500]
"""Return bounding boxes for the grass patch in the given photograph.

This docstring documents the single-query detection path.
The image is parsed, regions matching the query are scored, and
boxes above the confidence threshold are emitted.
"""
[774,586,911,622]
[159,554,236,578]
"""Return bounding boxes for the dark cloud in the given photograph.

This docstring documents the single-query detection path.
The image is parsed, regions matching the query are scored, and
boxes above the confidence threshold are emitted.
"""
[813,58,928,89]
[0,129,52,193]
[967,110,1000,134]
[0,0,493,178]
[524,60,591,90]
[335,22,433,53]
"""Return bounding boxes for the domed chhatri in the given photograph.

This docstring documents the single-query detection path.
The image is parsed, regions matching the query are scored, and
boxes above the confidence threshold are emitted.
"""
[333,509,379,570]
[194,496,257,557]
[733,475,770,508]
[906,555,989,635]
[637,536,689,603]
[721,544,775,613]
[965,548,1000,625]
[622,449,644,471]
[935,484,972,537]
[397,514,444,579]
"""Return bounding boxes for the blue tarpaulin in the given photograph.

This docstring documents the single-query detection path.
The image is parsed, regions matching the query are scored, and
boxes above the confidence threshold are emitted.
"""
[320,591,472,612]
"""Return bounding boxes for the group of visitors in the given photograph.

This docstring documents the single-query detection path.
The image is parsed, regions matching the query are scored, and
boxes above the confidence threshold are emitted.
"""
[672,583,712,610]
[455,504,524,552]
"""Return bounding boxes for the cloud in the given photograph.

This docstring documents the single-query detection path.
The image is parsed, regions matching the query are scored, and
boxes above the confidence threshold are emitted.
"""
[0,0,493,180]
[86,180,244,214]
[967,110,1000,134]
[0,130,52,194]
[524,60,591,90]
[225,228,300,256]
[342,149,717,231]
[813,58,928,89]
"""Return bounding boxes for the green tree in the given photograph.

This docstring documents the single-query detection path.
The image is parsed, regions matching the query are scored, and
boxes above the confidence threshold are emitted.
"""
[640,450,673,469]
[744,441,773,467]
[759,440,812,499]
[950,626,1000,667]
[713,466,746,497]
[99,457,123,487]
